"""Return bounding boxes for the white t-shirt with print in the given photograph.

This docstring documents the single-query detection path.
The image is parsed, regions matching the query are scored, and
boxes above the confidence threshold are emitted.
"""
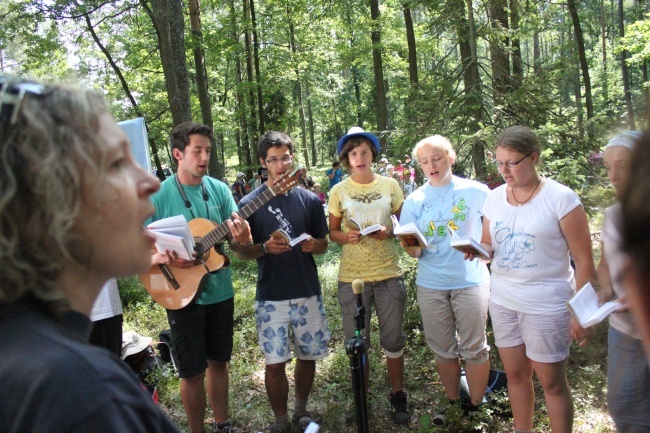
[483,179,581,314]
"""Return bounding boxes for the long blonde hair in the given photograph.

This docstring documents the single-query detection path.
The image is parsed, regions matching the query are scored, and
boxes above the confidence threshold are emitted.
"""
[0,78,109,313]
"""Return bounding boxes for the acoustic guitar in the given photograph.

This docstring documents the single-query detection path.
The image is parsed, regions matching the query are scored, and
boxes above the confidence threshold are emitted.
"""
[140,166,302,310]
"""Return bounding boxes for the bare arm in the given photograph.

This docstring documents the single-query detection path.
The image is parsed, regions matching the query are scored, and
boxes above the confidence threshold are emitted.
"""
[329,213,360,245]
[596,241,615,303]
[464,217,493,261]
[560,205,597,345]
[300,236,329,255]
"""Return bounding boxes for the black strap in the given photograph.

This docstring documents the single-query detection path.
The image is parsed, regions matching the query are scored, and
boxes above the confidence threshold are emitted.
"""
[174,174,210,220]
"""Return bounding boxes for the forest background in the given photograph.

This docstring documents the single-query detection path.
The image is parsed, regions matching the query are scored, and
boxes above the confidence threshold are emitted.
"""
[2,0,648,431]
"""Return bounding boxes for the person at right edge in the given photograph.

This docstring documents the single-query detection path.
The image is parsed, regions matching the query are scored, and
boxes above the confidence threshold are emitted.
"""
[399,135,491,427]
[597,130,650,432]
[328,126,410,425]
[467,125,596,433]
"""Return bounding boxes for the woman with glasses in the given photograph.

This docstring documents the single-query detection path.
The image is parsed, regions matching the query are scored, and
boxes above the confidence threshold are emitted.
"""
[0,77,178,432]
[328,126,410,425]
[399,135,491,426]
[469,125,596,433]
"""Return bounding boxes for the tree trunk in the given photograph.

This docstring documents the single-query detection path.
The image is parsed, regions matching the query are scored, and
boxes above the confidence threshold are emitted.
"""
[250,0,265,137]
[510,0,522,90]
[403,3,418,86]
[243,0,258,169]
[534,31,541,74]
[188,0,223,180]
[229,0,252,173]
[570,31,585,138]
[617,0,635,129]
[288,13,310,168]
[84,8,166,179]
[150,0,192,126]
[305,81,317,166]
[489,0,511,99]
[370,0,389,147]
[567,0,595,137]
[457,0,486,179]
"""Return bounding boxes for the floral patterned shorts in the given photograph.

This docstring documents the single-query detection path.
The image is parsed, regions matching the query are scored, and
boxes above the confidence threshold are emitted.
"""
[254,295,331,365]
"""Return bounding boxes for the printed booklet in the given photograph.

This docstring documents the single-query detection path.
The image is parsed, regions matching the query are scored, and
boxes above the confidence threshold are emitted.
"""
[271,228,310,247]
[390,215,427,249]
[447,226,491,261]
[566,282,621,328]
[347,217,382,235]
[147,215,194,260]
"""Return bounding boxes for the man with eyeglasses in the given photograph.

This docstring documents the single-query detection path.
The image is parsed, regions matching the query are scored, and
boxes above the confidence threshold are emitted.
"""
[235,131,330,433]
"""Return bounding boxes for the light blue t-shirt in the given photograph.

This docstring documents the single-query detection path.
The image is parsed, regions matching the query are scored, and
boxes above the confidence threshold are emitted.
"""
[147,175,237,305]
[399,176,490,289]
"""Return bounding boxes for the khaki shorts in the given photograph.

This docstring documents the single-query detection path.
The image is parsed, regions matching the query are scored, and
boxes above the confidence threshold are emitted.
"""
[338,277,406,354]
[417,283,490,364]
[489,300,572,363]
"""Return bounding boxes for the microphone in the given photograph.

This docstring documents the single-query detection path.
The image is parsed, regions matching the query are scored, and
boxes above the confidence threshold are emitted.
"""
[352,279,365,335]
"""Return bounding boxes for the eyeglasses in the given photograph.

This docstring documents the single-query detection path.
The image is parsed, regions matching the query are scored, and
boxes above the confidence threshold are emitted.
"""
[0,76,51,125]
[494,153,531,170]
[265,155,292,165]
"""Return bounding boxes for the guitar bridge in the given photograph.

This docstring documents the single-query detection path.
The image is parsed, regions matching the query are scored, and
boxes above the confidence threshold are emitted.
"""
[158,264,180,290]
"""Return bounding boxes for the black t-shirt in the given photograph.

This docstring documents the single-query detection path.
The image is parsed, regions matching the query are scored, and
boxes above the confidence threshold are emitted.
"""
[240,186,328,301]
[0,302,180,433]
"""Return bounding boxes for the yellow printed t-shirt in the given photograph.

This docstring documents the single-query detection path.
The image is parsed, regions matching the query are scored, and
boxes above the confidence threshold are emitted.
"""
[328,175,404,282]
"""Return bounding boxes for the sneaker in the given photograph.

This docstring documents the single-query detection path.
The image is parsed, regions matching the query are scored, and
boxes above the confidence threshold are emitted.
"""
[389,391,411,425]
[431,399,460,427]
[462,402,483,419]
[291,411,314,433]
[213,421,238,433]
[268,422,292,433]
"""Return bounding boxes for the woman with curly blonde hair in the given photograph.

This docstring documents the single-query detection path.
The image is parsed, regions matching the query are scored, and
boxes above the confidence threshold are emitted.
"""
[0,76,178,432]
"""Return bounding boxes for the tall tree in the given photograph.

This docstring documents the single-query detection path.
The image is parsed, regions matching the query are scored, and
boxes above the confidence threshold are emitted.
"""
[370,0,389,146]
[510,0,523,90]
[243,0,259,167]
[567,0,595,137]
[82,7,167,179]
[456,0,486,178]
[250,0,265,137]
[403,2,418,86]
[149,0,192,125]
[189,0,223,179]
[489,0,511,99]
[288,7,310,168]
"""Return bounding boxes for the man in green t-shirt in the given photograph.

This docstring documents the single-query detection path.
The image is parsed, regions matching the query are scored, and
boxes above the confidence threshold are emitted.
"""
[149,122,252,433]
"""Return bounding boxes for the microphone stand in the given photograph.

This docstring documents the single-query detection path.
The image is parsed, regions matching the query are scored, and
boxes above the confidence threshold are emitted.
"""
[345,280,369,433]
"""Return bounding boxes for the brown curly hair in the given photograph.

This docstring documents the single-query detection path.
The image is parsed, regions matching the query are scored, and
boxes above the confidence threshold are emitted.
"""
[0,77,110,313]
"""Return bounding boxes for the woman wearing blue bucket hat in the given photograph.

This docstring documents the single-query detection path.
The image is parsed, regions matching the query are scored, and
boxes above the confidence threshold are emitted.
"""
[328,126,410,425]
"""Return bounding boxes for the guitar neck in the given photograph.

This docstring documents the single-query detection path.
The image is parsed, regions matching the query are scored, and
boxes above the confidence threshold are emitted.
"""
[197,186,277,251]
